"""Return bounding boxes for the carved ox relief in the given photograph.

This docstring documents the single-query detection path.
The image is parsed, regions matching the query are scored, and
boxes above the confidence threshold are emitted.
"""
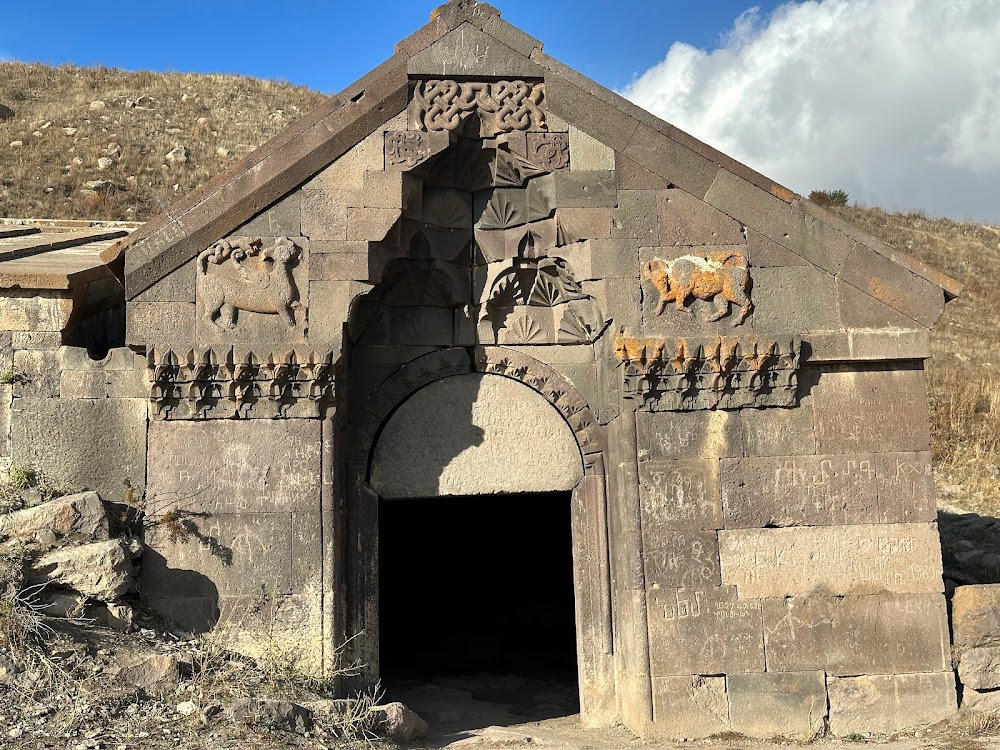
[197,237,303,332]
[643,250,753,326]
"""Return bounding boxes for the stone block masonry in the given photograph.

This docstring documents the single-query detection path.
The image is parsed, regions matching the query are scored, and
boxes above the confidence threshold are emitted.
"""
[0,0,958,741]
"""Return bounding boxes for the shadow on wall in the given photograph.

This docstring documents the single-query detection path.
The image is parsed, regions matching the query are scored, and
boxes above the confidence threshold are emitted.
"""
[940,510,1000,590]
[141,546,222,634]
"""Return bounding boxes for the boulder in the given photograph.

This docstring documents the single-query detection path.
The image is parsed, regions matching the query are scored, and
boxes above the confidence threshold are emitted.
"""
[373,702,428,742]
[165,146,189,164]
[117,654,179,694]
[952,585,1000,648]
[230,699,313,734]
[303,698,359,721]
[0,104,15,121]
[959,646,1000,690]
[25,539,135,600]
[962,686,1000,713]
[0,491,109,550]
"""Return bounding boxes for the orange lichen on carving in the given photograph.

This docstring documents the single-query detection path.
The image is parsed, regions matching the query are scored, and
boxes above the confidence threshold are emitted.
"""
[642,250,753,325]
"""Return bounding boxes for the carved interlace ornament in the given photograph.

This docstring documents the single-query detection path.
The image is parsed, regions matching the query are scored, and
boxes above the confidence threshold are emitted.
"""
[614,333,800,411]
[527,132,570,171]
[411,80,545,133]
[148,348,335,420]
[198,237,303,331]
[643,250,753,326]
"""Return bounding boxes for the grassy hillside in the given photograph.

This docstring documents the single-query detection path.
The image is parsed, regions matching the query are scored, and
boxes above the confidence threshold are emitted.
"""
[0,62,327,220]
[0,64,996,513]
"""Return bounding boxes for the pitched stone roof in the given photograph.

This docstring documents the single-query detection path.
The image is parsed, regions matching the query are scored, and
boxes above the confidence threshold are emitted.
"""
[113,0,960,326]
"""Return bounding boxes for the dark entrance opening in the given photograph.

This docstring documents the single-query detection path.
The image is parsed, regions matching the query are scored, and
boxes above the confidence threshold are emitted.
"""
[379,491,580,725]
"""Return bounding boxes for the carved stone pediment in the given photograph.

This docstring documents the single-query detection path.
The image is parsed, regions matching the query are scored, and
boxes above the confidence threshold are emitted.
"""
[409,79,546,135]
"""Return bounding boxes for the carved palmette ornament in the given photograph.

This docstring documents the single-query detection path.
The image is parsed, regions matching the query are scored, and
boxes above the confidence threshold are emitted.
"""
[411,79,545,133]
[147,347,335,420]
[614,333,801,411]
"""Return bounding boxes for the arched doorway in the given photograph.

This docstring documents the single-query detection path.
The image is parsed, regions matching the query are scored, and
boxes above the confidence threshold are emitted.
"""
[342,348,616,727]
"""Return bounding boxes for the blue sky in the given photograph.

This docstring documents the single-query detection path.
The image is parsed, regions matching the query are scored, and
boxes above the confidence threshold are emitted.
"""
[3,0,999,222]
[0,0,786,94]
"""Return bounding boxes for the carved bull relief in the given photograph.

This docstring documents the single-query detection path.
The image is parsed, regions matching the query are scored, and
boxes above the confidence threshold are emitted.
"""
[197,237,304,332]
[614,332,800,411]
[643,250,753,326]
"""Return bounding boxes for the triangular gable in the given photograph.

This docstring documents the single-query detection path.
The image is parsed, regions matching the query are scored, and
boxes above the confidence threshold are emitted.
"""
[115,0,960,328]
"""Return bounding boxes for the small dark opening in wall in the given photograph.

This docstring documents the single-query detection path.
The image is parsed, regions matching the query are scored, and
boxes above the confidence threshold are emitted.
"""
[379,492,579,686]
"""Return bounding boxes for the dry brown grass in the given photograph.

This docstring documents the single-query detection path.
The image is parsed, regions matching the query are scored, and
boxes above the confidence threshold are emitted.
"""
[830,204,1000,514]
[0,63,327,221]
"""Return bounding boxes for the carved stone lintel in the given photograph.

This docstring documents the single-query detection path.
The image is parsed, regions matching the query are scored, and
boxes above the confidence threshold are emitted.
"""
[614,333,801,411]
[410,79,545,134]
[148,348,335,420]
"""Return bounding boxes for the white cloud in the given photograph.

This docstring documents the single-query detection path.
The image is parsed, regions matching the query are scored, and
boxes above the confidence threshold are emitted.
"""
[623,0,1000,224]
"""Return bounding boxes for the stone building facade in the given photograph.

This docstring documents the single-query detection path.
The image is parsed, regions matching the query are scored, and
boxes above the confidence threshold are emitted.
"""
[0,2,964,739]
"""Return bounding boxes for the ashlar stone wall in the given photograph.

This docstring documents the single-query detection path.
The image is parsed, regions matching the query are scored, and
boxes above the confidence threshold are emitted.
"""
[103,2,959,739]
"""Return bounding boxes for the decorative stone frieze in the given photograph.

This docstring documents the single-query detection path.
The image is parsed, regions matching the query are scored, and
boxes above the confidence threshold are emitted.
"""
[614,333,800,411]
[410,79,545,133]
[147,347,335,420]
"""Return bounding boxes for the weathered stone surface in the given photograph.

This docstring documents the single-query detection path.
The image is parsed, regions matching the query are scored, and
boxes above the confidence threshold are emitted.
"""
[637,410,743,461]
[0,491,109,549]
[569,127,615,172]
[738,402,816,457]
[624,123,720,200]
[304,127,386,191]
[828,673,957,735]
[875,452,937,523]
[347,207,400,242]
[952,585,1000,648]
[644,530,720,588]
[763,594,951,674]
[126,301,196,346]
[958,646,1000,690]
[750,266,840,334]
[747,227,810,267]
[720,524,943,597]
[648,586,764,676]
[838,242,945,328]
[657,189,744,247]
[300,190,349,240]
[11,398,147,503]
[231,699,313,734]
[407,24,543,79]
[727,671,827,740]
[26,539,135,600]
[640,460,722,530]
[651,676,729,739]
[705,171,802,253]
[838,277,920,328]
[146,419,321,513]
[0,291,74,332]
[962,687,1000,713]
[373,702,428,742]
[721,454,880,528]
[807,329,931,362]
[371,373,583,498]
[116,655,180,695]
[132,258,197,303]
[235,191,302,237]
[612,190,659,243]
[60,369,107,399]
[812,365,931,454]
[554,207,611,241]
[552,171,617,208]
[12,330,61,350]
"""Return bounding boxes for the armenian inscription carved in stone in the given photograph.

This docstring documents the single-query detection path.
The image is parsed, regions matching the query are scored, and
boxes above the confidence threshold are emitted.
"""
[147,347,335,420]
[146,420,321,514]
[615,334,800,411]
[718,524,944,598]
[411,79,545,133]
[198,237,303,331]
[643,250,753,325]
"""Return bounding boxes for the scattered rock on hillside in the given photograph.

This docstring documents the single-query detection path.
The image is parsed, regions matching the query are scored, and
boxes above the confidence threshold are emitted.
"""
[96,157,114,170]
[89,100,107,110]
[114,654,179,694]
[165,145,189,164]
[81,179,122,194]
[0,491,110,550]
[230,699,313,734]
[373,702,428,742]
[0,103,14,120]
[8,140,22,148]
[25,538,137,600]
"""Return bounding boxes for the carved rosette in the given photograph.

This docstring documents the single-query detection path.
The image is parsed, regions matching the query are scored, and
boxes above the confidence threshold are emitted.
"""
[614,333,801,411]
[410,79,546,134]
[148,348,335,420]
